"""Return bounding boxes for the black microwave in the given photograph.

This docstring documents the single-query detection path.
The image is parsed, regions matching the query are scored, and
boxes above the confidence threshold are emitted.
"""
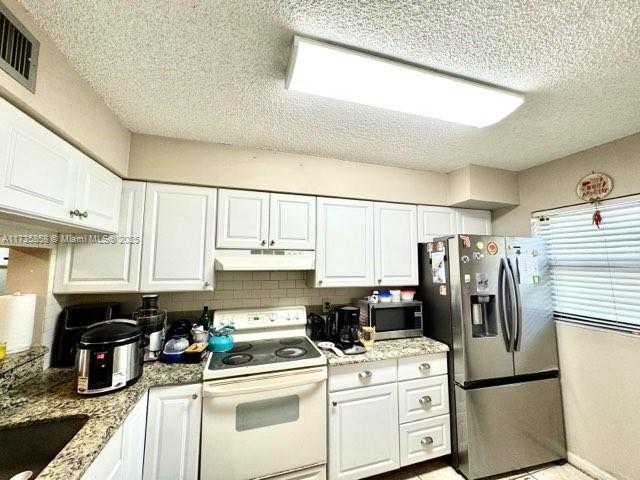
[355,300,423,340]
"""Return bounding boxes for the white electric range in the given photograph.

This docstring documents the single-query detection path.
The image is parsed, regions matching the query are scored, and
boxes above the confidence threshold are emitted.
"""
[201,306,328,480]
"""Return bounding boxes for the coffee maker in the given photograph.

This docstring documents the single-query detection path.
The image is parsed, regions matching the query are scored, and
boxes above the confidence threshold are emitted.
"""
[326,305,363,351]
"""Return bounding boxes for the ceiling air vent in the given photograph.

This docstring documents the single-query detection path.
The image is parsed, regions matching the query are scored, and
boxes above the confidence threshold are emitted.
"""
[0,1,39,92]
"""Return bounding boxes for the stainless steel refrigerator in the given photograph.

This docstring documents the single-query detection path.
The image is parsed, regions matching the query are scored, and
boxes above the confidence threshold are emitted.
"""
[419,235,566,480]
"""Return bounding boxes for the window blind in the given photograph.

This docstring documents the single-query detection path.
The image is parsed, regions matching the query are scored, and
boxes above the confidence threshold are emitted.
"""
[532,195,640,333]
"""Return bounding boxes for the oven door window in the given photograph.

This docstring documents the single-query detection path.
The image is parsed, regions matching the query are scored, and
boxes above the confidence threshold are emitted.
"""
[236,394,300,431]
[374,306,420,332]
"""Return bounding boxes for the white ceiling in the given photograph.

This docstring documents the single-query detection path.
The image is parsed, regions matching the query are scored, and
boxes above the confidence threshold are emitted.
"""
[18,0,640,173]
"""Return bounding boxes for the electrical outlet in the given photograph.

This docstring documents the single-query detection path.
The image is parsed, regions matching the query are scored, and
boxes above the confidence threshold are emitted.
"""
[322,299,331,313]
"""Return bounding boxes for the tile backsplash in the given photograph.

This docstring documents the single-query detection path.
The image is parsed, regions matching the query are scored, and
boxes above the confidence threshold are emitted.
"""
[57,271,372,316]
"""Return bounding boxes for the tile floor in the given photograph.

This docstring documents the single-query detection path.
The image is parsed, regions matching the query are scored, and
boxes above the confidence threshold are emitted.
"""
[368,461,594,480]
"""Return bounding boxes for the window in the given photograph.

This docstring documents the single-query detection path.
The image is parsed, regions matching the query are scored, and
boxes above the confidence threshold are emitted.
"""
[532,195,640,332]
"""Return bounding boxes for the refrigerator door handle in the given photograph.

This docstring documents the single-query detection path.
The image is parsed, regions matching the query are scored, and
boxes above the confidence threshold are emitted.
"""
[508,259,524,351]
[498,259,512,352]
[504,259,518,353]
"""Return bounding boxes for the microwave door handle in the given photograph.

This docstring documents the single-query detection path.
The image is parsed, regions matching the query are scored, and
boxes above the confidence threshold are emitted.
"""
[203,369,326,397]
[509,259,523,351]
[498,259,512,352]
[504,259,518,353]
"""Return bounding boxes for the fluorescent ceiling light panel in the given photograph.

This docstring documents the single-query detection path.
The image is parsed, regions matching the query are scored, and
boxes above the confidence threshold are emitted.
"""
[286,36,524,128]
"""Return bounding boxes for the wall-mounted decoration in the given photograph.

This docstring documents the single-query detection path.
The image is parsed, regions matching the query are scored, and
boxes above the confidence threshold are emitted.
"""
[576,172,613,202]
[576,171,613,228]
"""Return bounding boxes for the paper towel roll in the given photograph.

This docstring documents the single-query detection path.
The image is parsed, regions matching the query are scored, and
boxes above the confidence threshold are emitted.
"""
[0,293,36,354]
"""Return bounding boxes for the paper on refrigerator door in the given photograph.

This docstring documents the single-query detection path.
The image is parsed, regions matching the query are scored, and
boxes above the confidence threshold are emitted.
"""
[431,252,447,284]
[518,249,540,284]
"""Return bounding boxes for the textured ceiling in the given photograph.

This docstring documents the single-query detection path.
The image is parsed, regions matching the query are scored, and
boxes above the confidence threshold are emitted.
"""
[18,0,640,172]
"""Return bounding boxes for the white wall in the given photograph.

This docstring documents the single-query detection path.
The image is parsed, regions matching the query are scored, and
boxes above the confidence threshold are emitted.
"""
[128,134,450,205]
[493,132,640,480]
[0,0,131,176]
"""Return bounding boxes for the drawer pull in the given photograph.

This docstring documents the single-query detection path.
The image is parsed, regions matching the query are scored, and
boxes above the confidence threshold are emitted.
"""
[419,363,431,371]
[421,436,434,446]
[358,371,373,380]
[419,395,432,406]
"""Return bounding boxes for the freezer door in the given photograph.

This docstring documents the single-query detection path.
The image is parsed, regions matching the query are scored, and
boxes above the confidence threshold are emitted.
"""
[507,237,560,375]
[455,378,566,480]
[450,235,514,384]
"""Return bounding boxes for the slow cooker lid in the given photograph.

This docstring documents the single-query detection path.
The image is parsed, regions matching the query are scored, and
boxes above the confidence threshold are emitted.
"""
[80,320,142,344]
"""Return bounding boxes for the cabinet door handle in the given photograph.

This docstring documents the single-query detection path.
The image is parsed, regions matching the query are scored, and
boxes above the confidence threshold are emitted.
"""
[80,211,88,218]
[270,240,275,246]
[261,240,266,246]
[192,393,198,400]
[377,279,382,284]
[332,401,337,407]
[419,362,431,371]
[358,371,373,380]
[419,395,432,406]
[421,436,434,446]
[70,209,80,217]
[204,281,210,287]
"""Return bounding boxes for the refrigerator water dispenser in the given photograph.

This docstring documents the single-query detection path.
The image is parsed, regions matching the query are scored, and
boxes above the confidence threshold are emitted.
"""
[470,295,497,337]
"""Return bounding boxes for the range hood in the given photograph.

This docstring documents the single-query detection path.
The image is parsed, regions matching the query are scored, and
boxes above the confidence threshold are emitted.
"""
[215,249,315,271]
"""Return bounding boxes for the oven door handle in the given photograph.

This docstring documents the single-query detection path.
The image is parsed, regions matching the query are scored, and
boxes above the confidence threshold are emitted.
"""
[203,368,327,397]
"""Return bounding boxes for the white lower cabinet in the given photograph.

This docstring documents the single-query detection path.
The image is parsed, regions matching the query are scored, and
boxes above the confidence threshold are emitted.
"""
[329,383,400,480]
[81,426,123,480]
[267,464,326,480]
[399,415,451,467]
[398,376,449,424]
[328,354,451,480]
[122,391,149,480]
[81,392,147,480]
[143,383,201,480]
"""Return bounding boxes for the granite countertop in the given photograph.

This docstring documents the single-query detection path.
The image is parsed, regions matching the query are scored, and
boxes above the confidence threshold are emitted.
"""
[0,360,203,480]
[0,345,48,374]
[324,336,449,366]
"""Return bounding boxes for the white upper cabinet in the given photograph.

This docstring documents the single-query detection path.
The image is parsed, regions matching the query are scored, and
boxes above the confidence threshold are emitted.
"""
[0,98,121,233]
[140,183,216,292]
[315,197,374,287]
[74,154,122,232]
[456,209,492,235]
[417,206,456,242]
[0,97,78,224]
[217,189,315,250]
[54,181,145,293]
[269,193,315,250]
[374,203,418,286]
[418,206,492,240]
[216,189,269,249]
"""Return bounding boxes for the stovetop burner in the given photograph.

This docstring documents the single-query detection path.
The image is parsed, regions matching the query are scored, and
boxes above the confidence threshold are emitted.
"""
[229,342,252,353]
[276,346,307,358]
[207,336,323,373]
[222,353,253,365]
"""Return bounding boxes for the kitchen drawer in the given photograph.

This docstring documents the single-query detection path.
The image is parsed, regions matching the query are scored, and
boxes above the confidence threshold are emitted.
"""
[397,353,447,381]
[329,359,397,392]
[399,415,451,467]
[398,375,449,424]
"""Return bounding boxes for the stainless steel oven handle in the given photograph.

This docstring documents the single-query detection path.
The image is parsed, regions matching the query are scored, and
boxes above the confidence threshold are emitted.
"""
[203,368,327,397]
